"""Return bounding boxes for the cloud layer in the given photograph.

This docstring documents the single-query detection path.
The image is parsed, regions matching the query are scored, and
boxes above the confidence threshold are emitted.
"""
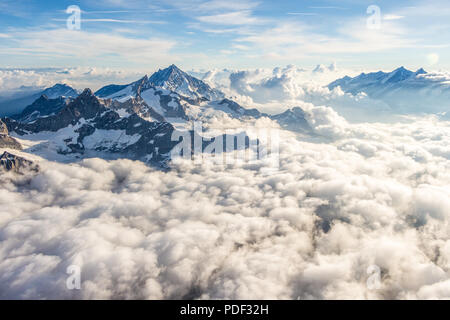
[1,112,450,299]
[193,65,395,120]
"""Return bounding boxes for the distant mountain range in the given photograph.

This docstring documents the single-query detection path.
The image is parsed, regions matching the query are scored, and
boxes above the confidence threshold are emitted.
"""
[2,64,449,169]
[0,65,296,168]
[328,67,450,113]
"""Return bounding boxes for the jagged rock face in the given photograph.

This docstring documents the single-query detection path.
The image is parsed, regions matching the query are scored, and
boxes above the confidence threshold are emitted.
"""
[148,64,225,101]
[0,135,22,150]
[95,76,150,100]
[96,65,225,104]
[12,95,72,123]
[0,151,37,173]
[270,107,311,133]
[0,119,22,150]
[4,88,255,167]
[109,97,166,122]
[0,83,79,118]
[4,89,179,165]
[0,119,7,135]
[217,99,267,118]
[4,88,106,134]
[94,65,288,124]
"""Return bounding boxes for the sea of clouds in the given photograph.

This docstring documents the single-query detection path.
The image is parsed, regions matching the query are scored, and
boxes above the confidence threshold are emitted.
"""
[191,64,396,121]
[194,64,450,121]
[1,105,450,299]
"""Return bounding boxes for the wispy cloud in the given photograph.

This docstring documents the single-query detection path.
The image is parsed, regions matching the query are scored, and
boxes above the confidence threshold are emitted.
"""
[196,10,265,26]
[51,18,166,24]
[384,14,405,21]
[234,18,416,61]
[0,29,176,66]
[197,0,260,12]
[287,13,319,16]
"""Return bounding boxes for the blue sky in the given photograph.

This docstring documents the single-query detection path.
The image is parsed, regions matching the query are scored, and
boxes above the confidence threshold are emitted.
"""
[0,0,449,71]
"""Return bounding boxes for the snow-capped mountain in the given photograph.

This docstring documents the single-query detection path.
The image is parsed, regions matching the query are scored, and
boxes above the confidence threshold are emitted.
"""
[148,64,225,101]
[95,65,264,125]
[2,88,253,167]
[95,75,150,102]
[0,65,314,167]
[12,95,74,123]
[95,65,224,102]
[328,67,427,96]
[0,84,79,117]
[328,67,450,113]
[3,89,178,165]
[40,84,79,99]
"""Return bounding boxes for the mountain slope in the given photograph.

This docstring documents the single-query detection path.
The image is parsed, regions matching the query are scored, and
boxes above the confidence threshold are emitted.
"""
[148,64,225,101]
[328,67,422,96]
[270,107,311,132]
[95,66,266,125]
[95,76,150,101]
[328,67,450,113]
[0,119,22,150]
[3,89,178,165]
[95,65,225,102]
[0,151,38,172]
[3,89,253,167]
[0,84,79,117]
[12,95,73,123]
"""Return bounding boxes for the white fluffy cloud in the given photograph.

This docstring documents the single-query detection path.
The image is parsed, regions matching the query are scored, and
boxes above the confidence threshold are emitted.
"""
[193,65,394,120]
[1,113,450,299]
[0,29,176,71]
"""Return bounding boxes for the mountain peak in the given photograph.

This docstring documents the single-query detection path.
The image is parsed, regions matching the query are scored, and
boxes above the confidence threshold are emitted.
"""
[151,64,186,84]
[167,64,182,72]
[41,83,79,99]
[416,68,427,75]
[80,88,94,97]
[149,64,224,101]
[51,83,70,88]
[394,66,408,72]
[389,66,413,76]
[37,94,50,102]
[383,66,414,83]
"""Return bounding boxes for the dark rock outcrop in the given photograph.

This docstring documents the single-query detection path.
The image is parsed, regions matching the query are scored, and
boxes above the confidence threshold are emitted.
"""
[218,99,268,118]
[12,95,72,123]
[270,107,311,132]
[0,151,38,173]
[4,89,179,165]
[0,119,22,150]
